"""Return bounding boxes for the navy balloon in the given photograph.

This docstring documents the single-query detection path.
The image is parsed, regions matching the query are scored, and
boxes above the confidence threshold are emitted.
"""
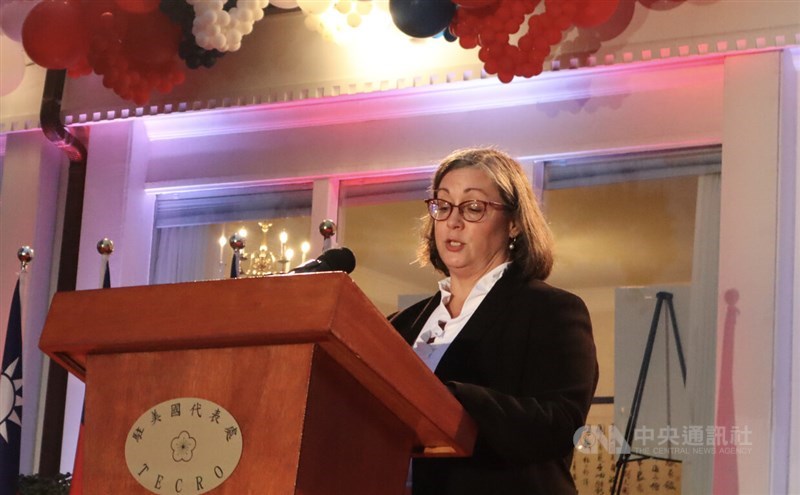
[390,0,456,38]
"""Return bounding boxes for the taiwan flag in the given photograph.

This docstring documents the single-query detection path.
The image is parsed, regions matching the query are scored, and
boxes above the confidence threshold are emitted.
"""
[0,278,23,495]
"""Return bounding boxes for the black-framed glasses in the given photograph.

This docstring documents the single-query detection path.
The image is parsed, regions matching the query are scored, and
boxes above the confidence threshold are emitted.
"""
[425,198,509,222]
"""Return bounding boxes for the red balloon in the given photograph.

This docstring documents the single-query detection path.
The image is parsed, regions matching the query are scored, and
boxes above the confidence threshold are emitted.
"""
[121,11,181,69]
[484,58,498,75]
[114,0,159,14]
[82,0,119,31]
[66,55,92,78]
[454,0,500,8]
[497,71,514,83]
[22,0,89,70]
[573,0,620,28]
[170,68,186,85]
[518,34,533,51]
[459,34,479,49]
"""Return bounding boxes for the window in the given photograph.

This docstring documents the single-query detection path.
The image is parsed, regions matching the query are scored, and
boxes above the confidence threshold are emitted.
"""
[544,146,721,490]
[337,175,439,315]
[149,185,313,284]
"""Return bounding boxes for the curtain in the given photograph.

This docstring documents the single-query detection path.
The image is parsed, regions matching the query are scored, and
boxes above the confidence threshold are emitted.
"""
[683,173,721,495]
[150,224,221,284]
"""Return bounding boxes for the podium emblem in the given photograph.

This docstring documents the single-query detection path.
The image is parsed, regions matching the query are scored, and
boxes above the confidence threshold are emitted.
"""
[125,397,243,494]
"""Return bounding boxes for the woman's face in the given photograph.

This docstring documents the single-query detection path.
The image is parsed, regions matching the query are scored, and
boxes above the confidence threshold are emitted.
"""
[434,167,517,281]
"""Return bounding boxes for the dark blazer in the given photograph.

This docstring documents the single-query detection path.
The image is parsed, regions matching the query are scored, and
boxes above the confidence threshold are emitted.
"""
[389,263,598,495]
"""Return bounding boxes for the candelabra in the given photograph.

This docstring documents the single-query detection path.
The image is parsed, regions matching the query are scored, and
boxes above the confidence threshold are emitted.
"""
[221,221,311,277]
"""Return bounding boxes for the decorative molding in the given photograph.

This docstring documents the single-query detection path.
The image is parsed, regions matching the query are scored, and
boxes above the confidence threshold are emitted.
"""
[140,54,728,143]
[68,38,800,136]
[0,116,43,134]
[144,164,437,195]
[0,11,798,135]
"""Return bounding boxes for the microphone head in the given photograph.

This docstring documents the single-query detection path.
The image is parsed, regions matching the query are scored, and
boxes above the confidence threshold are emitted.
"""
[291,247,356,274]
[317,247,356,274]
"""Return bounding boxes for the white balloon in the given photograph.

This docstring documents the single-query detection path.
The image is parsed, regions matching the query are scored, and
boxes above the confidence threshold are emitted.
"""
[218,10,231,27]
[239,20,254,35]
[0,33,24,96]
[188,0,224,8]
[226,30,243,45]
[303,13,319,31]
[346,11,361,28]
[231,8,247,22]
[270,0,299,8]
[196,9,215,25]
[335,0,352,14]
[189,0,268,52]
[356,0,372,15]
[0,0,39,43]
[373,0,389,13]
[297,0,333,15]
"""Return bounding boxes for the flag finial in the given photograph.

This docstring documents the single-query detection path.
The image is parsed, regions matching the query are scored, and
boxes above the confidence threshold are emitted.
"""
[96,239,114,289]
[97,238,115,255]
[16,246,33,272]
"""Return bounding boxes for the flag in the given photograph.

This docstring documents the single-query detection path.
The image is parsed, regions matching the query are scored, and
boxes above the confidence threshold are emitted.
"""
[230,252,239,279]
[102,258,110,290]
[0,278,23,495]
[69,260,110,495]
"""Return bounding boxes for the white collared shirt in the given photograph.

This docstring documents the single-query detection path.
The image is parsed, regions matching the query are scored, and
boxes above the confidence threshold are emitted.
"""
[412,262,510,371]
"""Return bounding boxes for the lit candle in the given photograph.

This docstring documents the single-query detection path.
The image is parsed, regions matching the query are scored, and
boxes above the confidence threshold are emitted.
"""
[285,248,295,270]
[279,230,288,258]
[300,241,310,264]
[218,235,227,263]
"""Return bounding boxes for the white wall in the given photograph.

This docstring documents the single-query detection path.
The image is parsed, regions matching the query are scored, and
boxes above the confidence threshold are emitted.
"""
[0,130,64,473]
[715,50,794,495]
[789,46,800,495]
[777,47,800,495]
[141,58,724,187]
[59,119,155,473]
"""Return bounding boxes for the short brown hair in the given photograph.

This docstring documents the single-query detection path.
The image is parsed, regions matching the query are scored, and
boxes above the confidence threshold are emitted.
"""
[419,148,554,281]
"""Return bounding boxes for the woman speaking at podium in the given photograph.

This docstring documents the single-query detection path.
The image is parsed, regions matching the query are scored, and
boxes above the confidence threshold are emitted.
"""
[390,148,598,495]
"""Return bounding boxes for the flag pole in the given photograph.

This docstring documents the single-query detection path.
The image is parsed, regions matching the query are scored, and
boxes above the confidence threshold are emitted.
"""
[1,246,33,495]
[69,239,114,495]
[96,238,114,289]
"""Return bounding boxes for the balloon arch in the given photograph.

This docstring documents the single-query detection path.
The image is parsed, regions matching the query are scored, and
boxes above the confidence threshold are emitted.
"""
[0,0,622,104]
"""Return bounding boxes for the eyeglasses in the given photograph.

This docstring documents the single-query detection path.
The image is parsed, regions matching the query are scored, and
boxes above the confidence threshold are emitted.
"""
[425,198,509,222]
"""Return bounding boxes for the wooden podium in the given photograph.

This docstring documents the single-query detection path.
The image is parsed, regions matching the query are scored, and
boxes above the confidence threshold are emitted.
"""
[40,273,476,495]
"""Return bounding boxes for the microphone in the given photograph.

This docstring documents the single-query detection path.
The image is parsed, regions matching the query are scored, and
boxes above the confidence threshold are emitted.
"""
[290,247,356,274]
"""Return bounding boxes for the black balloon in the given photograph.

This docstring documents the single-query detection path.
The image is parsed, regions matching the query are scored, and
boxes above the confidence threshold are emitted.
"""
[159,0,237,69]
[179,36,224,69]
[390,0,456,38]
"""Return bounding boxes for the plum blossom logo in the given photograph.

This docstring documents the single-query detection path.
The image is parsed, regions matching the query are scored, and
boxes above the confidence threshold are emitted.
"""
[171,431,196,462]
